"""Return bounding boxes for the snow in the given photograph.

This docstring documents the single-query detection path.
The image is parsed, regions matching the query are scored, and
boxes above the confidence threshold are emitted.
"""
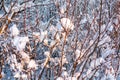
[101,75,107,80]
[67,77,77,80]
[33,32,40,37]
[90,57,105,69]
[10,24,19,37]
[20,51,30,64]
[89,0,95,6]
[62,55,68,65]
[61,71,68,77]
[17,63,23,72]
[81,17,87,24]
[101,48,115,58]
[75,49,80,59]
[28,60,37,69]
[1,71,5,78]
[50,40,56,47]
[4,5,9,13]
[101,24,106,32]
[56,77,64,80]
[14,72,20,78]
[40,30,47,42]
[43,39,48,45]
[44,51,50,57]
[86,68,92,77]
[60,18,74,30]
[60,4,66,14]
[55,33,60,41]
[14,72,27,79]
[0,13,4,18]
[56,21,63,31]
[107,74,115,80]
[98,35,111,46]
[13,36,29,51]
[108,25,114,31]
[112,17,119,26]
[21,74,27,79]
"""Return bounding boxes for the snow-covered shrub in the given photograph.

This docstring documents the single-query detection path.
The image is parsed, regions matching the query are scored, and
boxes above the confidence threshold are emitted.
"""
[0,0,120,80]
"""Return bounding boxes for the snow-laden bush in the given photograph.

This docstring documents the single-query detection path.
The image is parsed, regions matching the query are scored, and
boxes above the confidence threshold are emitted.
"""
[0,0,119,80]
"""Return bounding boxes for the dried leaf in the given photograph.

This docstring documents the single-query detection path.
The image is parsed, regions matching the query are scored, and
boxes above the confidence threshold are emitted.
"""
[0,25,8,35]
[0,74,2,79]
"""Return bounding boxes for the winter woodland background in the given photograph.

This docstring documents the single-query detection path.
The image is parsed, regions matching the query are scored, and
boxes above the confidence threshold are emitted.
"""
[0,0,120,80]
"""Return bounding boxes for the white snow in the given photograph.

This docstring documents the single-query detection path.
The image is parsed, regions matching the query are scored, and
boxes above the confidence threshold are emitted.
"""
[60,18,74,30]
[75,49,80,59]
[56,21,63,31]
[14,72,20,78]
[17,63,23,72]
[13,36,29,51]
[33,32,40,37]
[50,40,56,47]
[44,39,48,45]
[98,35,111,46]
[108,25,114,31]
[56,77,64,80]
[56,33,60,41]
[44,51,50,57]
[60,4,66,14]
[20,51,30,64]
[4,5,9,13]
[28,60,37,69]
[81,17,87,24]
[0,13,4,18]
[101,24,106,32]
[101,48,115,58]
[61,71,68,77]
[40,30,47,42]
[67,77,77,80]
[21,74,28,79]
[10,24,19,37]
[90,57,105,69]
